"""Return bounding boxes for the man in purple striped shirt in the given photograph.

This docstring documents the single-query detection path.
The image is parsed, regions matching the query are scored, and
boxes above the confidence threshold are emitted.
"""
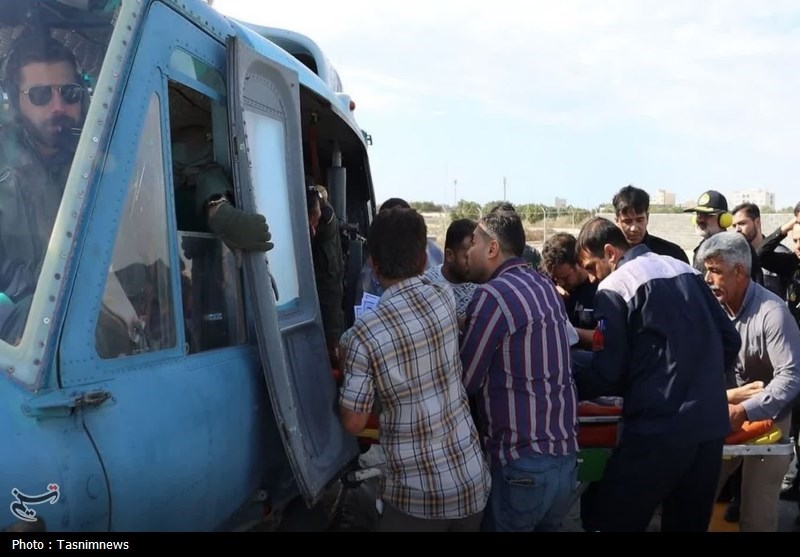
[460,207,579,532]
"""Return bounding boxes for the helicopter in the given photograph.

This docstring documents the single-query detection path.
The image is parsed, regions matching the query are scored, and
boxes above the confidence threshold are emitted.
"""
[0,0,377,532]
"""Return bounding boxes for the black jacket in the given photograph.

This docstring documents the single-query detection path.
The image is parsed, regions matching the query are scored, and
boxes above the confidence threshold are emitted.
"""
[758,227,800,324]
[642,232,690,264]
[312,202,345,344]
[576,245,740,448]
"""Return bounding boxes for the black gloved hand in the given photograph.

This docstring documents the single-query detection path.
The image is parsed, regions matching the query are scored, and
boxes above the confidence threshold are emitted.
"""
[208,201,274,252]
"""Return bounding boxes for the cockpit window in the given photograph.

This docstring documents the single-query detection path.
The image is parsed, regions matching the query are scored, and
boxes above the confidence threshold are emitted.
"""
[0,1,118,348]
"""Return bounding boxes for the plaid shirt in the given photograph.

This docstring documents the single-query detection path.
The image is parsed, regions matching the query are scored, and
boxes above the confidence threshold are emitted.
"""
[339,276,491,519]
[460,258,579,468]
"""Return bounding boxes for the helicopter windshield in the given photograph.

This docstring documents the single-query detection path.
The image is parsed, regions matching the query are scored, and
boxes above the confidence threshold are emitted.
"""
[0,1,119,349]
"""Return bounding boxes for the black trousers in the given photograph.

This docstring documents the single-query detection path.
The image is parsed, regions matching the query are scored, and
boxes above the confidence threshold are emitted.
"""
[582,437,724,532]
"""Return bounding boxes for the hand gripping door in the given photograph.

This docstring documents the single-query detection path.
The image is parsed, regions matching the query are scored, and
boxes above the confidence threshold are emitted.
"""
[226,36,358,506]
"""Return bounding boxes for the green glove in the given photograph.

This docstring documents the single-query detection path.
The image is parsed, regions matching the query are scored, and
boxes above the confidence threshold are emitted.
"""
[208,202,274,252]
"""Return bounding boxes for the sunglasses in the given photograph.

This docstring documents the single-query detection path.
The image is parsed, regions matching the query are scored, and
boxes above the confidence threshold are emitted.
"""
[19,83,84,106]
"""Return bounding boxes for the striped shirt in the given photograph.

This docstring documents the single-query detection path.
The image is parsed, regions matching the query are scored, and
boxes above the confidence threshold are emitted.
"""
[460,258,579,468]
[339,276,491,519]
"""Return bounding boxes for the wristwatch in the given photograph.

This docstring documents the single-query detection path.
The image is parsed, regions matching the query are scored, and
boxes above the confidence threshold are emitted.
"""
[205,193,229,214]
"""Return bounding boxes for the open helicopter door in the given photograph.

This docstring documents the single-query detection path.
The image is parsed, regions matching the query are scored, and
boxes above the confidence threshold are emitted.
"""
[226,35,359,507]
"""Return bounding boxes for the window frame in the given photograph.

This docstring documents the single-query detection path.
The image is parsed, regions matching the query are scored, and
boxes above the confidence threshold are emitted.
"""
[93,89,181,361]
[165,55,251,356]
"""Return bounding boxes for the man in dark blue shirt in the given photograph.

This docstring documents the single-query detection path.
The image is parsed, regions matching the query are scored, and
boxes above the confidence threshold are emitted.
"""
[574,217,740,532]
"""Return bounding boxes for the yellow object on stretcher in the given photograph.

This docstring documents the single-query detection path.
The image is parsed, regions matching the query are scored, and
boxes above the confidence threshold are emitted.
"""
[746,425,782,445]
[724,419,779,445]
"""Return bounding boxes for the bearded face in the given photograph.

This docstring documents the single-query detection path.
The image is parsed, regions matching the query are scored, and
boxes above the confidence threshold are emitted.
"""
[16,61,84,158]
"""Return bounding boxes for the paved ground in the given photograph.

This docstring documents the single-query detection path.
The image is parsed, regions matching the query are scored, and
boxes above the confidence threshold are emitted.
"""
[267,446,800,532]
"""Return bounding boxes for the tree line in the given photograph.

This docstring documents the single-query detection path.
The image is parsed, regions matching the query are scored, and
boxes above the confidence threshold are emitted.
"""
[410,200,592,224]
[409,200,795,222]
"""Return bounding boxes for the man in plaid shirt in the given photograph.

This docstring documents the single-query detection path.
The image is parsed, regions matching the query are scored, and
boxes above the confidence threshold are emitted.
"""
[338,207,490,531]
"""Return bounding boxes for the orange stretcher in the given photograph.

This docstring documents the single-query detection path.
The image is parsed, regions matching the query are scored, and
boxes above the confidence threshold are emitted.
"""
[333,367,791,460]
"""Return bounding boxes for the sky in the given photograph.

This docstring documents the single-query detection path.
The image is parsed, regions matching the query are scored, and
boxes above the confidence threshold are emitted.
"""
[211,0,800,210]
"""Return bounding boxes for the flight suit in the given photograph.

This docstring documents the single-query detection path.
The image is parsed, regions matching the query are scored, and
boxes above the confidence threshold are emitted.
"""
[0,128,71,299]
[0,127,73,344]
[312,201,345,351]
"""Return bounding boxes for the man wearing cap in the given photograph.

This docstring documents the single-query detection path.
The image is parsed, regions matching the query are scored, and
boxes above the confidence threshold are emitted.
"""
[684,190,763,285]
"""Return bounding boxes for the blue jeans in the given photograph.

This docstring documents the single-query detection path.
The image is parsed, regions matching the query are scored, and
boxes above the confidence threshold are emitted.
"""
[482,452,578,532]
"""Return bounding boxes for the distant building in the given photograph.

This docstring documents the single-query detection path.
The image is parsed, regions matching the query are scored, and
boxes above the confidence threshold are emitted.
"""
[651,189,676,206]
[554,197,567,209]
[730,189,775,211]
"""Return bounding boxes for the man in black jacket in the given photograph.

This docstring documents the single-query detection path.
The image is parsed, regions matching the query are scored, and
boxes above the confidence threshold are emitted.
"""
[612,185,689,263]
[756,204,800,513]
[574,217,741,532]
[732,202,789,299]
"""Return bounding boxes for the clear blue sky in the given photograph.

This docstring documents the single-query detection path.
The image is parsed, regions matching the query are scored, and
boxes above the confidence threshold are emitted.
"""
[212,0,800,210]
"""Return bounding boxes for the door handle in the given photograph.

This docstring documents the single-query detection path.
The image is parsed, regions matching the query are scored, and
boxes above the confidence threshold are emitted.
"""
[23,389,113,419]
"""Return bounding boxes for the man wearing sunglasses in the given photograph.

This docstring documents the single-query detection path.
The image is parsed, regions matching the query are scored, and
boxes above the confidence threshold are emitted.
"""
[0,31,87,314]
[3,32,84,164]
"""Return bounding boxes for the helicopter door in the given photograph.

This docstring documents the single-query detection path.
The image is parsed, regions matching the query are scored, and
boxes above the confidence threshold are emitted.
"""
[226,36,358,507]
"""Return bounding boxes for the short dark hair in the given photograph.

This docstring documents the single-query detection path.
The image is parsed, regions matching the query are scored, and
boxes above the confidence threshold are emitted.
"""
[445,218,476,251]
[489,202,516,214]
[542,233,579,274]
[4,32,80,109]
[612,185,650,216]
[379,198,410,212]
[305,176,322,214]
[577,217,630,259]
[731,202,760,221]
[794,201,800,217]
[478,210,526,257]
[367,208,427,280]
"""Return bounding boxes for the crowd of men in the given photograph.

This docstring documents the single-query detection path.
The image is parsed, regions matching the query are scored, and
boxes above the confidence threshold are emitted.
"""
[2,27,798,534]
[336,185,800,532]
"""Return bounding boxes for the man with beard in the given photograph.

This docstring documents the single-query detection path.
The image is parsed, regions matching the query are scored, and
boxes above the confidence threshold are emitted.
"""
[732,202,789,299]
[683,190,763,286]
[574,217,739,532]
[0,32,86,303]
[422,218,479,324]
[460,208,578,532]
